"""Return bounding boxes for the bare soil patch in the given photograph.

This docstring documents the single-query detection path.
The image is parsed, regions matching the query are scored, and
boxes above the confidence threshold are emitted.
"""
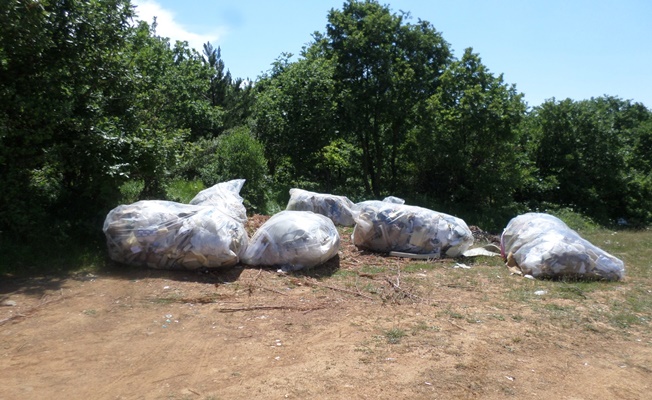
[1,216,650,399]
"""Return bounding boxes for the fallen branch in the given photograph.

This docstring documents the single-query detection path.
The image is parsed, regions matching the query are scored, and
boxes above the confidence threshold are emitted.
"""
[216,304,326,313]
[0,294,63,326]
[303,279,375,301]
[253,284,289,296]
[0,313,27,326]
[385,277,426,303]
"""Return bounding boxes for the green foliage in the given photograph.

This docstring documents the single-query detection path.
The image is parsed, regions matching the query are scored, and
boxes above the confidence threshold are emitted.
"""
[524,96,652,226]
[315,139,365,197]
[191,127,269,213]
[408,48,527,211]
[322,0,452,195]
[541,206,601,234]
[0,1,228,242]
[0,0,139,239]
[165,179,205,204]
[201,42,255,134]
[118,180,145,205]
[253,55,338,188]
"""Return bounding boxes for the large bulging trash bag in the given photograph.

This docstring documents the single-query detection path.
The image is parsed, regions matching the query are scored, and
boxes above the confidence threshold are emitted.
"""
[103,201,248,270]
[241,210,340,271]
[500,213,625,280]
[352,202,474,257]
[189,179,247,223]
[286,188,358,226]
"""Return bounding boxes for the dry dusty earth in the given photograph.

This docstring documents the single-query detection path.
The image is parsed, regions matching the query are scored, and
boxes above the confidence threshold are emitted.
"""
[1,216,651,400]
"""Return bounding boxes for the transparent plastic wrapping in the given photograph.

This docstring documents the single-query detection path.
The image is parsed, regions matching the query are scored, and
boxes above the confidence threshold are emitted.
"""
[501,213,625,280]
[189,179,247,223]
[103,201,248,270]
[352,202,473,257]
[286,188,358,227]
[241,210,340,271]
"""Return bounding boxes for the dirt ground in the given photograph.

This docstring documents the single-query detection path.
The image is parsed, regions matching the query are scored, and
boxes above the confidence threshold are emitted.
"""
[1,215,650,400]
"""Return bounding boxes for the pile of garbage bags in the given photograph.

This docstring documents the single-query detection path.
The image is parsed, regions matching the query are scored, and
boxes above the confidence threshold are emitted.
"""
[501,213,625,281]
[352,201,474,257]
[241,210,340,271]
[104,183,625,282]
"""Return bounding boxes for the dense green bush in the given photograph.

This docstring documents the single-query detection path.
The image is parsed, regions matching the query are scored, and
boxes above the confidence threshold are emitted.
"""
[191,127,269,213]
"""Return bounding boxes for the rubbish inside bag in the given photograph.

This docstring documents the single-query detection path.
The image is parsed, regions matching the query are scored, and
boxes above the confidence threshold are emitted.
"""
[241,210,340,271]
[103,200,248,270]
[352,201,473,257]
[286,188,358,226]
[500,213,625,281]
[189,179,247,224]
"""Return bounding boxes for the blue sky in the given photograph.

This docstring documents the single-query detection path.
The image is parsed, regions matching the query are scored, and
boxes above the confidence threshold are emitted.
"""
[132,0,652,108]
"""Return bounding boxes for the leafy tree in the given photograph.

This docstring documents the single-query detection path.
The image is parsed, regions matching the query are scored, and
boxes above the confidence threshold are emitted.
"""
[321,0,452,196]
[0,0,139,238]
[253,54,338,186]
[202,42,230,108]
[409,48,526,210]
[201,42,254,135]
[0,1,218,239]
[526,96,651,225]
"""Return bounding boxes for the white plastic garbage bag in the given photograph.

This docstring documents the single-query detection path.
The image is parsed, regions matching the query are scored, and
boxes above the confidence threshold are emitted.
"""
[381,196,405,204]
[500,213,625,280]
[241,210,340,271]
[286,188,358,226]
[352,202,473,257]
[189,179,247,223]
[103,200,248,270]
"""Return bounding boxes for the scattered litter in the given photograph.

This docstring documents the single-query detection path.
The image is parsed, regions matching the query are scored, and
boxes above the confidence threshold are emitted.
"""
[453,263,471,269]
[505,376,515,381]
[534,290,547,296]
[2,300,17,307]
[389,251,439,259]
[462,244,501,258]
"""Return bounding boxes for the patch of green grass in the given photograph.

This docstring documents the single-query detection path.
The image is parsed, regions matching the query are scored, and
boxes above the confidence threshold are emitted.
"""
[119,179,144,204]
[411,320,441,333]
[403,262,441,273]
[360,265,387,274]
[332,269,357,279]
[384,328,407,344]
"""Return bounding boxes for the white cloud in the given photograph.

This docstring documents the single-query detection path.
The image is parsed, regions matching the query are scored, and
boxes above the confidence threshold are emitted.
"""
[132,0,225,52]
